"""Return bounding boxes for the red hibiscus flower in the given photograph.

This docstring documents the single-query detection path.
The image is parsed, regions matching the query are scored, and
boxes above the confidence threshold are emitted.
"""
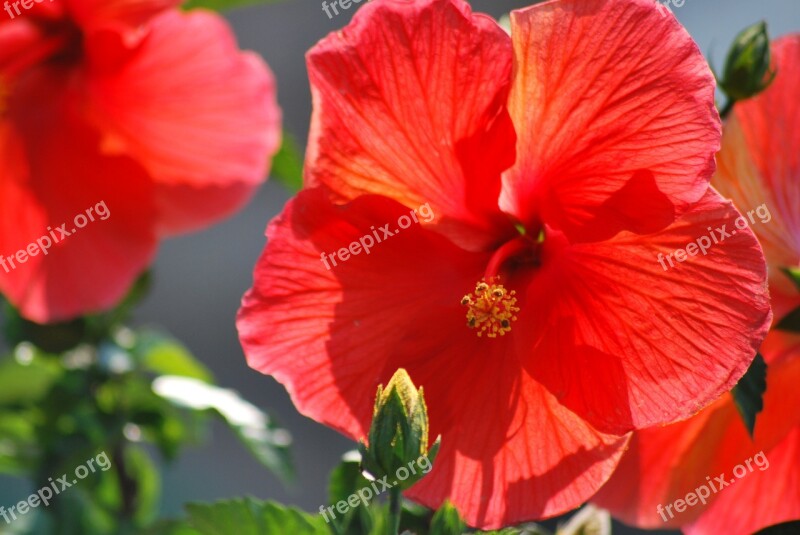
[713,35,800,323]
[0,0,280,323]
[237,0,771,528]
[594,34,800,535]
[593,332,800,535]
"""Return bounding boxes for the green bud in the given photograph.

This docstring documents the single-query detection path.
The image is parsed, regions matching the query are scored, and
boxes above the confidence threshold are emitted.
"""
[358,369,440,490]
[720,21,776,102]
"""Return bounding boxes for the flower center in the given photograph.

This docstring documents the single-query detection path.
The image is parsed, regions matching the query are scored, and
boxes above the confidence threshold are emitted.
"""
[461,281,519,338]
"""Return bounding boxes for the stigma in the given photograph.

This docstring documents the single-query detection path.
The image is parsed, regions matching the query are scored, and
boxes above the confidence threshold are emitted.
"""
[460,280,519,338]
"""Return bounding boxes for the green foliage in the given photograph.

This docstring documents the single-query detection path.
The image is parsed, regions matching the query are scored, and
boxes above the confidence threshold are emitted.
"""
[784,267,800,291]
[152,376,294,483]
[183,0,286,11]
[326,454,380,534]
[269,132,305,193]
[0,280,292,534]
[133,331,214,383]
[430,501,465,535]
[732,353,767,437]
[184,498,329,534]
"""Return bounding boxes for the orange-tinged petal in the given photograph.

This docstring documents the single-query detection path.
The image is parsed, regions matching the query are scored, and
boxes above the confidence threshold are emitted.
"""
[685,427,800,535]
[594,332,800,529]
[713,35,800,320]
[504,0,720,243]
[305,0,516,249]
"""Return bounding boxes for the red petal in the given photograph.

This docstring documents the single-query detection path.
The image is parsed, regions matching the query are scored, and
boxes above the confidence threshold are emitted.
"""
[86,10,280,192]
[0,69,156,322]
[238,188,490,438]
[528,188,771,434]
[237,189,627,528]
[686,428,800,535]
[504,0,720,242]
[594,332,800,529]
[406,364,627,528]
[305,0,516,249]
[713,34,800,322]
[66,0,181,34]
[153,181,259,237]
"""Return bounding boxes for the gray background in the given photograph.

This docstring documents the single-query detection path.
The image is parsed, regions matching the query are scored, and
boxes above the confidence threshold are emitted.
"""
[2,0,799,533]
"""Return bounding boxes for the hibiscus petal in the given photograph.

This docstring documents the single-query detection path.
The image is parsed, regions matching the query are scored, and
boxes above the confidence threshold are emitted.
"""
[305,0,516,249]
[86,10,280,192]
[0,69,156,323]
[504,0,720,242]
[685,428,800,535]
[713,35,800,320]
[67,0,181,35]
[237,188,627,528]
[406,363,628,528]
[238,188,490,438]
[594,332,800,530]
[528,188,771,434]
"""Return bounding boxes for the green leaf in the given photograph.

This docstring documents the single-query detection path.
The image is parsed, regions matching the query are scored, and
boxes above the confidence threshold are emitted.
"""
[141,520,202,535]
[732,353,767,437]
[0,350,61,406]
[113,445,162,525]
[430,501,465,535]
[783,267,800,291]
[186,497,329,535]
[326,453,378,535]
[133,330,214,383]
[753,520,800,534]
[0,411,38,475]
[329,453,371,504]
[152,376,294,483]
[270,133,304,192]
[182,0,284,11]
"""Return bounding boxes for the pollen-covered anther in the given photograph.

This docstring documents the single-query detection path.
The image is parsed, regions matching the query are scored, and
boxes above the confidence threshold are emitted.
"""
[461,281,519,338]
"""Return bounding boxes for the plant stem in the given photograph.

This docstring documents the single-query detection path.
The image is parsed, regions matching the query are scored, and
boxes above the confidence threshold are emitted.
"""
[388,487,402,535]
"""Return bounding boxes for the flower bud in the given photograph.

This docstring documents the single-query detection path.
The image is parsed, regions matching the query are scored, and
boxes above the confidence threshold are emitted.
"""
[720,22,776,101]
[358,369,440,490]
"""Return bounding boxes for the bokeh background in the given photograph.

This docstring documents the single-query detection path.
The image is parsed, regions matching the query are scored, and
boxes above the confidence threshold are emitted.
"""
[2,0,798,533]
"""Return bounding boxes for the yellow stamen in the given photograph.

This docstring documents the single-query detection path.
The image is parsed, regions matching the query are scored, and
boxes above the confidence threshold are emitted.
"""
[461,280,519,338]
